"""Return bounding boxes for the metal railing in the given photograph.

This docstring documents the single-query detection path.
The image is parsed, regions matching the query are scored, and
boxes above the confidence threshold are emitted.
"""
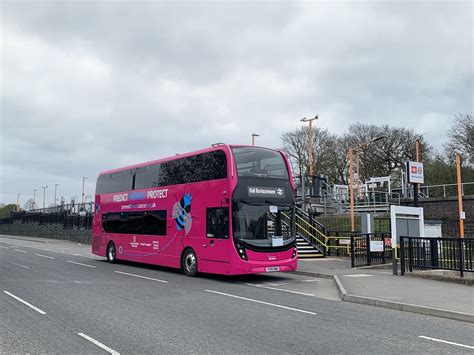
[393,182,474,199]
[420,182,474,198]
[326,233,352,256]
[294,207,328,254]
[25,202,95,215]
[320,191,401,215]
[282,207,328,255]
[400,236,473,277]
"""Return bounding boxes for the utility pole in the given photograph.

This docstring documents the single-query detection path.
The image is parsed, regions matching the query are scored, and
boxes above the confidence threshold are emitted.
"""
[42,185,48,209]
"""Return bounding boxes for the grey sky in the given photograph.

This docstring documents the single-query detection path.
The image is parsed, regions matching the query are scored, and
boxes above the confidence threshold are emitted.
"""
[1,0,473,206]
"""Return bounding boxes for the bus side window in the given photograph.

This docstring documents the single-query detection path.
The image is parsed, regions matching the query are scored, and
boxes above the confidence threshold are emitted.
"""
[122,170,133,191]
[206,208,229,239]
[134,168,146,190]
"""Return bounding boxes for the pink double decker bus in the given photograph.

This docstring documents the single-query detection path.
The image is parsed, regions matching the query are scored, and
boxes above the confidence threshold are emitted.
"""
[92,144,297,276]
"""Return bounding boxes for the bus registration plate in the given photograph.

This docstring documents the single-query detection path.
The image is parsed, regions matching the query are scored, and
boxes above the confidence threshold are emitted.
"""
[266,266,280,272]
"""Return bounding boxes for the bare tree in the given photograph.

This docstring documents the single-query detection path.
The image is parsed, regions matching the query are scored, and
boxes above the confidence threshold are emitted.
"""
[281,127,308,177]
[444,113,473,167]
[281,127,339,180]
[23,199,35,211]
[281,122,432,186]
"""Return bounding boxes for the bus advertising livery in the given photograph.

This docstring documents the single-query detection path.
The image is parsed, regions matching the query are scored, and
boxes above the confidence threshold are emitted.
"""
[92,144,297,276]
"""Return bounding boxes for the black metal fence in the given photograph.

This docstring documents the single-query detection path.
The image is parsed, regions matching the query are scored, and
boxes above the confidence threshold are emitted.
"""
[400,236,474,277]
[26,202,94,216]
[350,233,392,268]
[0,202,94,229]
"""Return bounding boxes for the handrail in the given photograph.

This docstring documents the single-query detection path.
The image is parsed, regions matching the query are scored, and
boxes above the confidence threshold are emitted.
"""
[294,214,327,243]
[295,206,326,231]
[281,212,327,254]
[420,181,474,189]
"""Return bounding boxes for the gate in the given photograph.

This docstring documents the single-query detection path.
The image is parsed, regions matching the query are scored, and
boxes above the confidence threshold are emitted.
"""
[350,233,392,268]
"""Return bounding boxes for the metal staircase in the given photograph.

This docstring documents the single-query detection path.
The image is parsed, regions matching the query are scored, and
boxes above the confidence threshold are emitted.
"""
[296,235,324,259]
[282,207,328,259]
[294,207,327,258]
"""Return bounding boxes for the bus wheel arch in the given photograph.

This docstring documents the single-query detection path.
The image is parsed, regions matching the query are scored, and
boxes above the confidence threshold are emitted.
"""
[181,247,198,277]
[106,241,117,263]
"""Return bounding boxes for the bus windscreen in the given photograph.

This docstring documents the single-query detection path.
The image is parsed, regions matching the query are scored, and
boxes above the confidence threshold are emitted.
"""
[232,147,288,179]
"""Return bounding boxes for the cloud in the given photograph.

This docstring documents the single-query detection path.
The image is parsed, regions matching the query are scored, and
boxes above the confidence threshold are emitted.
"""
[1,0,472,204]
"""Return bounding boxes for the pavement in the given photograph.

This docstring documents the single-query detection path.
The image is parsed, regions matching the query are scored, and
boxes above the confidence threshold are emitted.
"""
[297,258,474,323]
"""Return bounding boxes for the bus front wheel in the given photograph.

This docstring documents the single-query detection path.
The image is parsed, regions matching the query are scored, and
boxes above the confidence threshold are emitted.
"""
[106,242,117,264]
[182,248,198,277]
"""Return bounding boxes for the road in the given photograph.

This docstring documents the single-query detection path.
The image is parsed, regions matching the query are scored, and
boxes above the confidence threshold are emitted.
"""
[1,235,473,354]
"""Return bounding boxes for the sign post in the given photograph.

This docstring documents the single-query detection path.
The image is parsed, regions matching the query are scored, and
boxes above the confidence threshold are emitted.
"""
[406,161,424,207]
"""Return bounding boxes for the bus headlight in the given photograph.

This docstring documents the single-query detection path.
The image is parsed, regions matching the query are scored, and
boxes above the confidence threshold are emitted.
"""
[236,244,247,261]
[292,246,297,258]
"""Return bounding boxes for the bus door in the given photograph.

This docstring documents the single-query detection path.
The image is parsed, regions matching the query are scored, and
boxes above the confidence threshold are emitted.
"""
[200,207,230,263]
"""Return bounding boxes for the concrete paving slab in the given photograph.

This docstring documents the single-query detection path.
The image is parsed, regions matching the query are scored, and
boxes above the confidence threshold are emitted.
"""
[296,257,474,322]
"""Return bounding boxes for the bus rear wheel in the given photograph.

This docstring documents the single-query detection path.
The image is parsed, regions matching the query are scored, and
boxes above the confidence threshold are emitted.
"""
[106,242,117,263]
[182,248,197,277]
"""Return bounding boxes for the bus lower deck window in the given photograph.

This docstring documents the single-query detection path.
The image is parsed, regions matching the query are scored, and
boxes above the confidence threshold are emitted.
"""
[206,208,229,239]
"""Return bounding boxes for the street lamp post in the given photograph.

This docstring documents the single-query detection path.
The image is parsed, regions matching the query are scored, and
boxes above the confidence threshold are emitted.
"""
[356,150,361,200]
[349,135,387,232]
[300,115,319,178]
[251,133,260,146]
[455,150,464,238]
[54,184,60,207]
[349,148,355,232]
[42,185,48,209]
[81,177,88,209]
[299,115,319,212]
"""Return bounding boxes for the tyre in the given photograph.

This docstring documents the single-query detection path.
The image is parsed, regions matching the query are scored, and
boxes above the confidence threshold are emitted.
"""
[106,242,117,263]
[182,248,198,277]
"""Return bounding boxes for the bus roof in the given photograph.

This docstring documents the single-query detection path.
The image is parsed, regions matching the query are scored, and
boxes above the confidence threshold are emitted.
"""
[98,144,279,176]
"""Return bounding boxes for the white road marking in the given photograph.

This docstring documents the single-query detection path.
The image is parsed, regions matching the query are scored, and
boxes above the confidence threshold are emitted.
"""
[0,246,8,249]
[343,274,373,278]
[7,261,30,269]
[114,271,168,283]
[262,282,289,286]
[206,290,317,315]
[34,253,55,259]
[300,279,321,282]
[243,283,315,297]
[78,333,120,355]
[3,291,46,315]
[13,249,27,253]
[67,260,96,268]
[419,335,474,350]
